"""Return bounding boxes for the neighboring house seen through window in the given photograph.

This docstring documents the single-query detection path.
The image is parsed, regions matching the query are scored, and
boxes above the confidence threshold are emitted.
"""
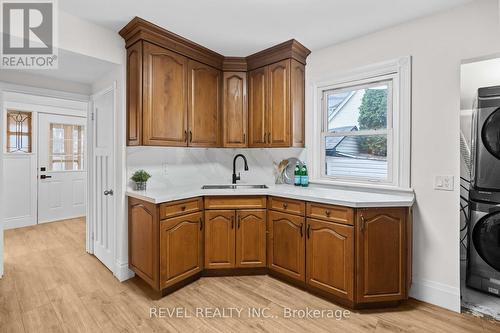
[323,80,392,182]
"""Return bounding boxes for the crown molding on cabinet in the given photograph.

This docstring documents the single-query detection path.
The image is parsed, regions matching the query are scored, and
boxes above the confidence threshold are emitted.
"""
[119,16,225,69]
[222,57,247,72]
[119,17,311,71]
[246,39,311,71]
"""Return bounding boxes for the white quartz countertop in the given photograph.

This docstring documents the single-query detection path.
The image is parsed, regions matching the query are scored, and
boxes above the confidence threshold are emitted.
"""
[126,183,415,208]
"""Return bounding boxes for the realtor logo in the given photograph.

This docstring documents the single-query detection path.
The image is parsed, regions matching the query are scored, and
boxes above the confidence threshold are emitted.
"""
[1,0,57,68]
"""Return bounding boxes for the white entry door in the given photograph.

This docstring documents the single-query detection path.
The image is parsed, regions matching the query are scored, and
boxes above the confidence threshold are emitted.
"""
[38,114,87,223]
[92,88,115,271]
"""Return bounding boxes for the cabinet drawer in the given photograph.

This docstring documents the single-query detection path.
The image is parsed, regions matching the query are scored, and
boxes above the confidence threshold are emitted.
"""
[306,202,354,225]
[268,196,305,216]
[204,196,266,209]
[160,197,203,219]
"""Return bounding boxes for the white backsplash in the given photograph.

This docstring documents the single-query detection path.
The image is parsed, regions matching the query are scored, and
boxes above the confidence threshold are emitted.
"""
[127,147,306,189]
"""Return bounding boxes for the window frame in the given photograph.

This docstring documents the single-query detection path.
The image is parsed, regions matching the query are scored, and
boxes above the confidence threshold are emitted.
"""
[5,110,33,153]
[309,57,411,190]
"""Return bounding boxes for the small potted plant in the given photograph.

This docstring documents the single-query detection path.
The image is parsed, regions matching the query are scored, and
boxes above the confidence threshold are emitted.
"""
[131,170,151,191]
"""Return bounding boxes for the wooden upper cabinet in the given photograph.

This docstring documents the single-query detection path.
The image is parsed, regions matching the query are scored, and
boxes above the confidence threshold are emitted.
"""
[306,218,354,301]
[248,59,303,148]
[121,18,310,147]
[248,66,268,147]
[204,210,235,269]
[222,72,247,147]
[143,42,188,146]
[160,212,203,289]
[290,59,305,147]
[356,208,407,303]
[236,210,266,268]
[126,41,142,146]
[267,210,305,282]
[188,60,221,147]
[267,59,290,147]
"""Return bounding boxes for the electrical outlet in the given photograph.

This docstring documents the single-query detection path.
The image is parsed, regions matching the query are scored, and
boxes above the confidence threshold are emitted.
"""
[434,175,454,191]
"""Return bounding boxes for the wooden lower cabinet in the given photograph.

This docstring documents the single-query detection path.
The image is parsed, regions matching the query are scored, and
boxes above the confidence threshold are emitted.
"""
[204,210,236,269]
[267,210,305,282]
[160,212,203,289]
[356,208,407,303]
[306,218,354,301]
[129,197,159,289]
[236,210,266,267]
[205,208,267,269]
[129,195,410,308]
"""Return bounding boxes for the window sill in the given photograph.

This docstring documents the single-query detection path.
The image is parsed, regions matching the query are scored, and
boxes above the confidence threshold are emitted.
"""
[309,178,414,195]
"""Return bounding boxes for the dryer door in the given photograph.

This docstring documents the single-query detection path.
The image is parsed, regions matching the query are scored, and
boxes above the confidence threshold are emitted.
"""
[472,210,500,271]
[481,107,500,159]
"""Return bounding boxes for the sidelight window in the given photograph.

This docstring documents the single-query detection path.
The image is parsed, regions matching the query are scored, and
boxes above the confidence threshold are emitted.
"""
[6,110,32,153]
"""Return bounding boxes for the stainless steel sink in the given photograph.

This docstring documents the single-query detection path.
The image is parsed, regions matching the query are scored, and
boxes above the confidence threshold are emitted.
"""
[201,184,268,190]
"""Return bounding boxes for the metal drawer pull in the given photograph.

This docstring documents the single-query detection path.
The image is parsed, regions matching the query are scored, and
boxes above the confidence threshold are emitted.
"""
[199,218,203,230]
[299,223,303,237]
[283,203,288,209]
[325,210,331,217]
[307,224,311,239]
[360,215,365,231]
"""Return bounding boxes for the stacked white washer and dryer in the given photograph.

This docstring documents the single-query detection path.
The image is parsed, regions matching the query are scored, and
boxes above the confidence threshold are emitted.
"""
[467,85,500,296]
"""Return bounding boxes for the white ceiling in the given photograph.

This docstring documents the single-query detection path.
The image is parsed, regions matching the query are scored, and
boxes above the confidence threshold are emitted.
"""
[60,0,473,56]
[0,49,118,93]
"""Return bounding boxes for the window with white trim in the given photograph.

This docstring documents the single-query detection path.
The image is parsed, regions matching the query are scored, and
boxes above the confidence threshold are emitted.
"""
[312,57,411,189]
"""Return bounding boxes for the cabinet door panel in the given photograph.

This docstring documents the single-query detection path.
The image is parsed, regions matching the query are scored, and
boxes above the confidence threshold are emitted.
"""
[268,60,290,147]
[290,59,305,147]
[128,198,159,290]
[248,66,268,147]
[205,210,235,268]
[143,42,187,146]
[306,218,353,301]
[160,212,203,289]
[356,208,407,303]
[223,72,247,147]
[268,210,305,281]
[236,210,266,267]
[188,60,221,147]
[126,41,142,146]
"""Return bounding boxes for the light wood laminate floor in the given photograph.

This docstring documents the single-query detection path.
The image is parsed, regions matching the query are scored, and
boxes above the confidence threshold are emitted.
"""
[1,218,499,332]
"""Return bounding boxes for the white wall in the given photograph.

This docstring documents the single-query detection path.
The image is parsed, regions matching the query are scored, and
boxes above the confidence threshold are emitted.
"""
[58,10,123,65]
[306,0,500,311]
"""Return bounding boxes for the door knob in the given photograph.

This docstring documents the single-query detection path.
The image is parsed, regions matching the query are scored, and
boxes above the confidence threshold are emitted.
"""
[104,190,114,196]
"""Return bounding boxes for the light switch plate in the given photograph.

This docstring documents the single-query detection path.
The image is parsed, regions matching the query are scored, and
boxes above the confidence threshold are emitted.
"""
[434,175,454,191]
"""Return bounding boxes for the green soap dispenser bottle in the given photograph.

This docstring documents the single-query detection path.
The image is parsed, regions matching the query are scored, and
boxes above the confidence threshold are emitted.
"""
[294,162,301,186]
[300,163,309,187]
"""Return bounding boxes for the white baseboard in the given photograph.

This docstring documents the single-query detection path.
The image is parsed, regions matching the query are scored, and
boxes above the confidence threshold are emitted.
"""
[3,218,36,230]
[114,260,135,282]
[410,277,460,312]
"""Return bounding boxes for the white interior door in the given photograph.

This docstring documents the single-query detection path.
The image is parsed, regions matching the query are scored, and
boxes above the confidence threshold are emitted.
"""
[92,88,115,271]
[38,114,87,223]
